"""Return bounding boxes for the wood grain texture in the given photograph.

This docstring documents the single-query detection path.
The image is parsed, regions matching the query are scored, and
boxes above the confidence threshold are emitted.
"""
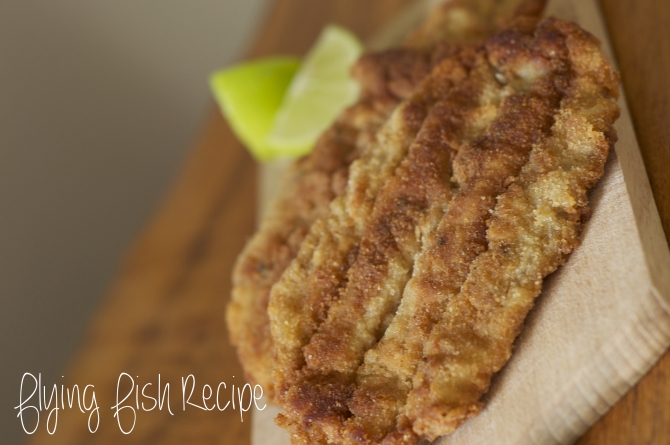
[24,0,669,444]
[577,1,670,444]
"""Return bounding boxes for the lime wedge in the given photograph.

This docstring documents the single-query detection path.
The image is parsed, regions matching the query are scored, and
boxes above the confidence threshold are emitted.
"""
[210,57,300,161]
[267,25,363,158]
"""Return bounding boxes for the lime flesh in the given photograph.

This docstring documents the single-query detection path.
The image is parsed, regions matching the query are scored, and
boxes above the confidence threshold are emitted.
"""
[267,25,363,158]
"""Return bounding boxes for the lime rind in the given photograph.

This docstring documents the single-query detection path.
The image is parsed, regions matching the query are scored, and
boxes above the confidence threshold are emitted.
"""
[210,25,363,161]
[209,56,300,161]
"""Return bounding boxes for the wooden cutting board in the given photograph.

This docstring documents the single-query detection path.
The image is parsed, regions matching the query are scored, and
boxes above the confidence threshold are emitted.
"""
[253,0,670,444]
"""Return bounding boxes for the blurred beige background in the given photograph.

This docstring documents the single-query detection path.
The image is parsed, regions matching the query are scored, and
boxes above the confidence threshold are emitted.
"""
[0,0,269,442]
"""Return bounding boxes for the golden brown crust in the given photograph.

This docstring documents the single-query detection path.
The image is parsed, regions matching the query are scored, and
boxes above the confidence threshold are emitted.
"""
[268,88,432,395]
[271,17,619,445]
[273,50,494,445]
[405,19,620,439]
[227,49,432,394]
[227,0,546,397]
[303,50,491,377]
[345,23,572,444]
[405,0,548,47]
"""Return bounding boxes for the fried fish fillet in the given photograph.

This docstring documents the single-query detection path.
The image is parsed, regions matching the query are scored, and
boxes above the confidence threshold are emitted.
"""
[227,0,545,395]
[273,49,502,445]
[227,47,433,394]
[270,17,619,445]
[405,0,547,47]
[404,20,619,438]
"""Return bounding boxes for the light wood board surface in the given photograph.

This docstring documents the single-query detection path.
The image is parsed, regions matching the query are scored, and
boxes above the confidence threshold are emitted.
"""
[26,0,670,444]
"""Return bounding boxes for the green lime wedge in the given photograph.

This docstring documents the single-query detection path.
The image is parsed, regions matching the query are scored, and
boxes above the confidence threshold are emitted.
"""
[267,25,363,158]
[210,57,300,161]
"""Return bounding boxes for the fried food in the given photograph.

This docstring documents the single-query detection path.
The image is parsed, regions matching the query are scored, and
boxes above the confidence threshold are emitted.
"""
[269,17,619,445]
[227,47,432,394]
[272,48,502,445]
[227,0,546,395]
[404,20,620,438]
[405,0,547,47]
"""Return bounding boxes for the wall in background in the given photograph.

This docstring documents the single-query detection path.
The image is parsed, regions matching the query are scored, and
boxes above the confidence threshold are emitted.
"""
[0,0,269,442]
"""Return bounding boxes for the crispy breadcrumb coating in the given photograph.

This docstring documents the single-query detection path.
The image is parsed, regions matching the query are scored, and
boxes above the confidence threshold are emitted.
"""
[271,17,618,445]
[227,0,546,396]
[405,19,619,440]
[227,48,431,394]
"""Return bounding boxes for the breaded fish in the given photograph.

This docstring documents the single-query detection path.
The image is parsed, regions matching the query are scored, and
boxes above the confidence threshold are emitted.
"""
[273,47,502,444]
[228,48,433,394]
[404,20,619,439]
[270,17,619,445]
[227,0,545,395]
[405,0,547,47]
